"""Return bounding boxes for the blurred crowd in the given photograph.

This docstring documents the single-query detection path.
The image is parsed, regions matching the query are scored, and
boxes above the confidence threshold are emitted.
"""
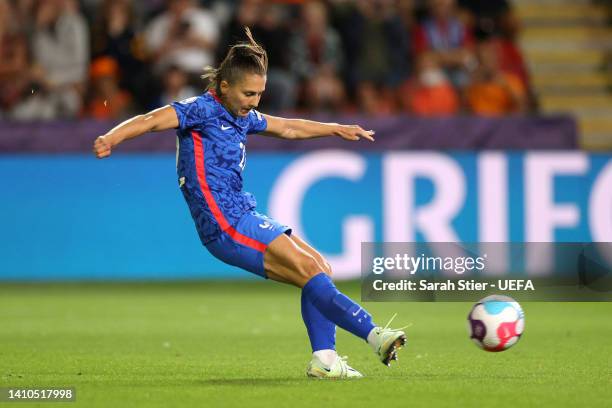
[0,0,537,121]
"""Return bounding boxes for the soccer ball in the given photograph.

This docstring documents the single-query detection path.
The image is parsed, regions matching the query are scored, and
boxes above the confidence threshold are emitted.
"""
[467,295,525,352]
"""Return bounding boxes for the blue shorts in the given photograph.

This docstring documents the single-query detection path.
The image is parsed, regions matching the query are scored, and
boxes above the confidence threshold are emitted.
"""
[205,211,292,278]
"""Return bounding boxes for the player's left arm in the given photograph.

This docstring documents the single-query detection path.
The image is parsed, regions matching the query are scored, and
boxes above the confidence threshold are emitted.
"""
[261,114,375,142]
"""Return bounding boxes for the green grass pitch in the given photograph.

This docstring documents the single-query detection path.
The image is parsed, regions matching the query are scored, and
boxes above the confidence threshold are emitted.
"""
[1,281,611,407]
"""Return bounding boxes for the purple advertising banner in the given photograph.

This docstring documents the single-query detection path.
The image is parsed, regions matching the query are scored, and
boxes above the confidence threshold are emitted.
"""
[0,115,577,153]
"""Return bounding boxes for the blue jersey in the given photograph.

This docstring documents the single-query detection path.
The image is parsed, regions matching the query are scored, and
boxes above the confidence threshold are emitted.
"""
[171,91,268,244]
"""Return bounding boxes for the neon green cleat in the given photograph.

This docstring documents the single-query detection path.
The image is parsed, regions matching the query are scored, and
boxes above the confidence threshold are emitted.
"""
[306,355,363,379]
[369,314,409,367]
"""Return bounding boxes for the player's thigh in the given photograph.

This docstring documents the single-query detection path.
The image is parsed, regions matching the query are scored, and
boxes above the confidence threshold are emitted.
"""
[264,233,322,288]
[289,233,332,277]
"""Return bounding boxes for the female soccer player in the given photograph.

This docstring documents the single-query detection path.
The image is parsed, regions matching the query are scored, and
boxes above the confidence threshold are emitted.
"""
[93,28,406,379]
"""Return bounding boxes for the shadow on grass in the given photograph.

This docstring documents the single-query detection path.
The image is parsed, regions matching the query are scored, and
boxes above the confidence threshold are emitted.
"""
[198,378,305,387]
[409,372,528,381]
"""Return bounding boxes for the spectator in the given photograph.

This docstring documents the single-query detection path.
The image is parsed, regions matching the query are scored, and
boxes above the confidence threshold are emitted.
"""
[355,81,396,116]
[412,0,475,89]
[353,0,411,86]
[157,64,196,107]
[91,0,151,110]
[303,64,347,113]
[0,0,30,116]
[85,56,133,120]
[144,0,219,76]
[253,3,297,112]
[220,0,296,112]
[25,0,89,119]
[398,53,459,116]
[489,33,531,98]
[396,0,416,28]
[458,0,511,40]
[217,0,261,57]
[289,0,346,112]
[465,39,526,116]
[13,0,36,38]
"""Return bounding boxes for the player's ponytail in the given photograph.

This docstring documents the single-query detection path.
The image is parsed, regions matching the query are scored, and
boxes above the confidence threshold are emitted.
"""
[202,27,268,95]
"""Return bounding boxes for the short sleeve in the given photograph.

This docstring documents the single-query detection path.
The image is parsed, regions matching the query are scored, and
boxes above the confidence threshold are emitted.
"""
[171,95,211,130]
[246,109,267,134]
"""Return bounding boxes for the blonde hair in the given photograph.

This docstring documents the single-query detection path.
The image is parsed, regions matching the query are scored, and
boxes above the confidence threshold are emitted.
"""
[201,27,268,94]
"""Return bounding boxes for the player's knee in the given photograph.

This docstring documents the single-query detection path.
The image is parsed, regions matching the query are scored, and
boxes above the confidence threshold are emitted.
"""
[321,259,333,277]
[296,254,321,280]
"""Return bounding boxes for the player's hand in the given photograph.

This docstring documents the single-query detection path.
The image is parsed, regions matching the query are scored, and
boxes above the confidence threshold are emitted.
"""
[335,124,375,142]
[93,135,112,159]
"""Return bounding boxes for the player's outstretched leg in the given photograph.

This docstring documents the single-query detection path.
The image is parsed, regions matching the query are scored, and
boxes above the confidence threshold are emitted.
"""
[265,234,407,370]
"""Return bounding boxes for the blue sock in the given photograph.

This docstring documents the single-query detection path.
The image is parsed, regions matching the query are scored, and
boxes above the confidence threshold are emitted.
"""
[302,273,376,341]
[301,292,336,352]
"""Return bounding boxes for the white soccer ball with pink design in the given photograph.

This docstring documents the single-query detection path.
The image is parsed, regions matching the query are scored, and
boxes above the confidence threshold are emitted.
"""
[468,295,525,352]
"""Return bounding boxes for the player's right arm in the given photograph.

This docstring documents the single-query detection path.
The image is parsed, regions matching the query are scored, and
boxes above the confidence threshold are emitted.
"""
[93,105,179,159]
